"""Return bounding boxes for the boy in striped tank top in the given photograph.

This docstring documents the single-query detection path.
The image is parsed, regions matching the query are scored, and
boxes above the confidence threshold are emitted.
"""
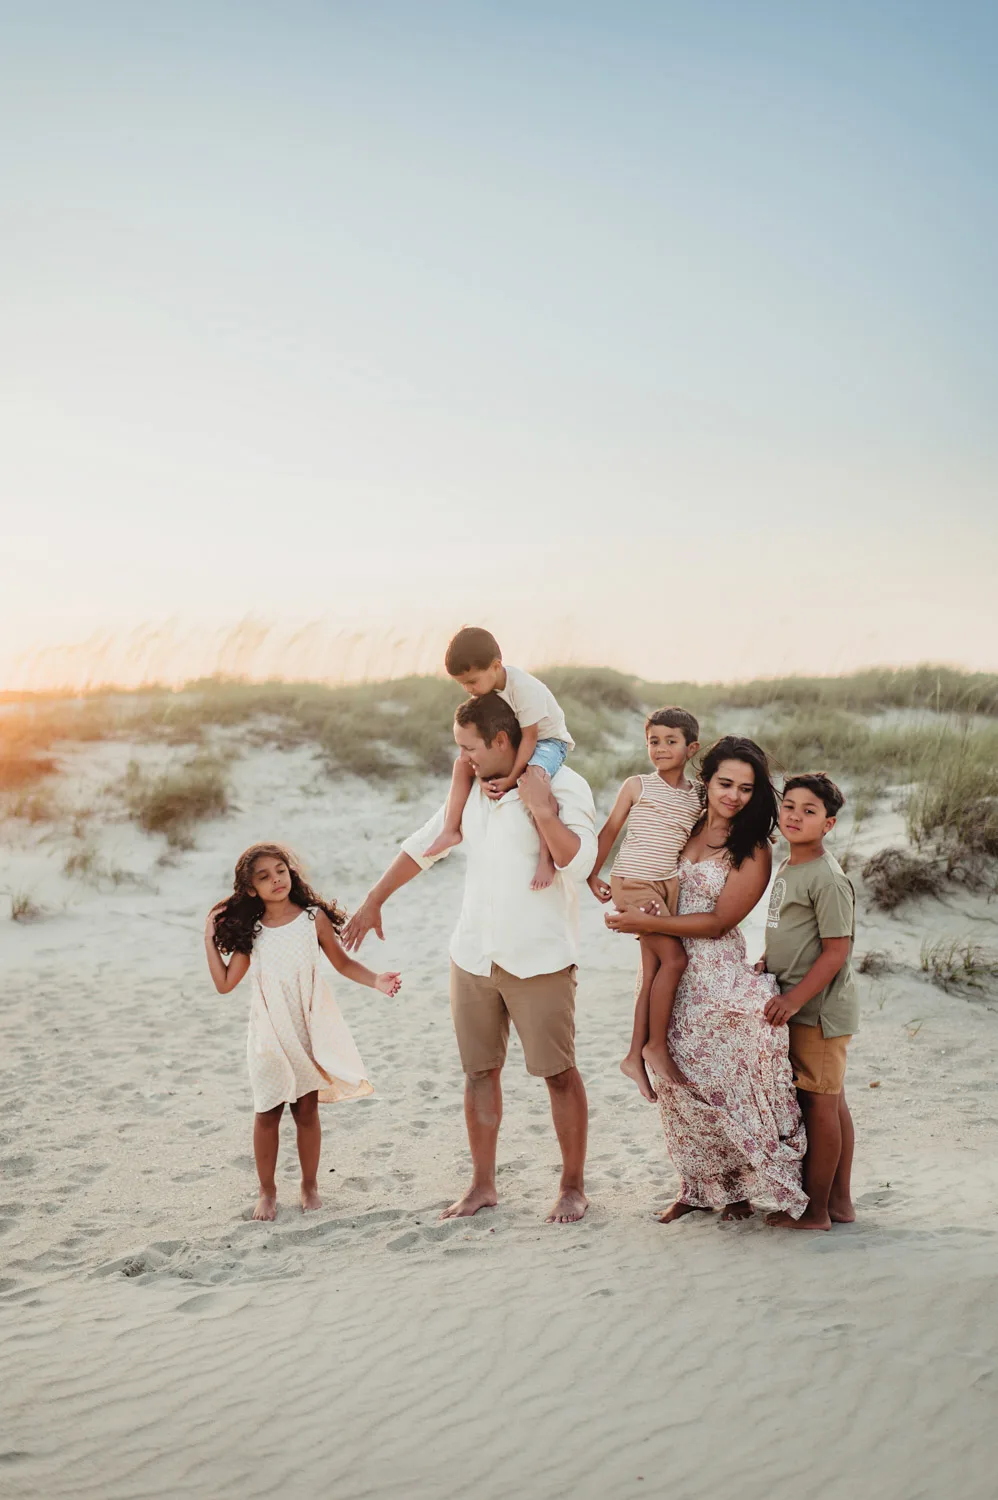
[588,708,702,1100]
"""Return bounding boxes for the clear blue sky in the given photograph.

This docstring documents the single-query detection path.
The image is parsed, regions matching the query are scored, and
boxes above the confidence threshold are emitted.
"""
[2,2,995,686]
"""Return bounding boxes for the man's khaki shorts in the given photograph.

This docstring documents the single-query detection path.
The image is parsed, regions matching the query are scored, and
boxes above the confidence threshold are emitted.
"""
[610,874,680,916]
[789,1022,851,1095]
[449,962,577,1078]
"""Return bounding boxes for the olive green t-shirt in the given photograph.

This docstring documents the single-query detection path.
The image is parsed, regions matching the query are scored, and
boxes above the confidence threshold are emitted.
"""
[764,851,859,1038]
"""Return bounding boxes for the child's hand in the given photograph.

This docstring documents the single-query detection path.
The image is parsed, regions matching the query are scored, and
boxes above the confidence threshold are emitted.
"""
[588,875,612,903]
[204,903,225,940]
[484,775,516,800]
[764,988,803,1026]
[375,971,402,998]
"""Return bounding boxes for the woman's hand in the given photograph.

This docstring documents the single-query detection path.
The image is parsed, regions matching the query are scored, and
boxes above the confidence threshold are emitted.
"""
[605,908,651,934]
[588,874,612,903]
[375,971,402,997]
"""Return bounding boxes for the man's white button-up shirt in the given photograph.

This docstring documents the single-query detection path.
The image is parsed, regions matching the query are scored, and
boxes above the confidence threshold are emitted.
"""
[400,766,598,980]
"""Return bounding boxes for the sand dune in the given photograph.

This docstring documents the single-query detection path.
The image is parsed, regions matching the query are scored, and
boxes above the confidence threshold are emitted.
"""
[1,745,996,1498]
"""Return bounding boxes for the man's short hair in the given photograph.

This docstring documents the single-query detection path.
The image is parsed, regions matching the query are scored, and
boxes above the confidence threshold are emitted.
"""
[454,692,522,749]
[645,706,700,745]
[782,772,845,818]
[445,626,502,676]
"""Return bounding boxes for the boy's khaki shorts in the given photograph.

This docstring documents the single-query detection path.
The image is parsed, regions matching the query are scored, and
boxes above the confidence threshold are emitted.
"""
[789,1023,851,1095]
[449,961,577,1078]
[610,874,680,917]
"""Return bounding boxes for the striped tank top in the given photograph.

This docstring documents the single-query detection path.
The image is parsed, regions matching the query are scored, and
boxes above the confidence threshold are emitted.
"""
[612,774,703,882]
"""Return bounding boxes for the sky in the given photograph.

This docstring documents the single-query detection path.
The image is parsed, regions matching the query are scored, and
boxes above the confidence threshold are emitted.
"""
[2,1,996,689]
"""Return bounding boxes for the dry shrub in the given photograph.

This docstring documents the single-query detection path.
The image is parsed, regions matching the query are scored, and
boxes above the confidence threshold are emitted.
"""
[9,889,43,921]
[125,756,230,847]
[920,936,998,994]
[861,848,945,912]
[857,949,894,976]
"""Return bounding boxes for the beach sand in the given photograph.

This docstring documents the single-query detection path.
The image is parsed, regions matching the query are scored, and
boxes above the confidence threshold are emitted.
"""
[1,744,996,1498]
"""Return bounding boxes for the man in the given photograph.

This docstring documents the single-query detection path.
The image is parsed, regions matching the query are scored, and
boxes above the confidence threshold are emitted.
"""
[343,692,597,1224]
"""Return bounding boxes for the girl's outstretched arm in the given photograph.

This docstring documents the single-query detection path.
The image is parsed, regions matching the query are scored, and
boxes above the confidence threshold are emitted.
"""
[204,907,251,993]
[587,776,640,901]
[315,911,401,996]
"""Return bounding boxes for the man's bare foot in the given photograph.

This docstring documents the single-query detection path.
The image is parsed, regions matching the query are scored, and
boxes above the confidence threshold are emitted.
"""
[545,1187,588,1224]
[530,848,557,892]
[424,828,463,859]
[655,1200,711,1224]
[642,1041,687,1088]
[300,1182,322,1212]
[720,1199,754,1221]
[829,1197,856,1224]
[620,1053,657,1102]
[252,1192,277,1222]
[765,1208,831,1231]
[440,1185,498,1220]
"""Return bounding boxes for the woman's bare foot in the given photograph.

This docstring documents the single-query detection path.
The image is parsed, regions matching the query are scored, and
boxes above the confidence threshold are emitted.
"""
[620,1053,657,1102]
[829,1196,856,1224]
[546,1188,588,1224]
[424,828,463,859]
[765,1208,831,1231]
[300,1181,322,1212]
[440,1184,498,1220]
[655,1200,711,1224]
[720,1199,754,1221]
[252,1191,277,1222]
[530,847,557,892]
[642,1042,687,1088]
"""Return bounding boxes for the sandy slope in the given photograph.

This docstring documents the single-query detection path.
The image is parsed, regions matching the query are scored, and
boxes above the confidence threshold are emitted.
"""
[1,744,996,1499]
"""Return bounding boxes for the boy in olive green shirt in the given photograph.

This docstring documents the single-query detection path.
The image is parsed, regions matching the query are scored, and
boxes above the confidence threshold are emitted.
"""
[761,773,858,1231]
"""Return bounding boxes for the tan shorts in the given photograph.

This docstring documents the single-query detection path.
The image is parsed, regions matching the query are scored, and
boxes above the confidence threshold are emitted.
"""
[789,1023,851,1095]
[610,874,679,916]
[449,962,577,1078]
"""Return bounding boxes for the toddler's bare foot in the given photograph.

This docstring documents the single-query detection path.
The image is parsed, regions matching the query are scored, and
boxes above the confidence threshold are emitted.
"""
[655,1200,711,1224]
[620,1053,657,1102]
[546,1187,588,1224]
[440,1184,499,1220]
[300,1182,322,1212]
[252,1191,277,1222]
[424,828,463,858]
[829,1196,856,1224]
[765,1208,831,1231]
[720,1199,754,1221]
[642,1041,687,1088]
[530,847,556,891]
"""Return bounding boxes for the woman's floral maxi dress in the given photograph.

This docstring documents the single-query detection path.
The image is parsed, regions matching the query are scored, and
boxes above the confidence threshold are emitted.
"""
[655,858,808,1216]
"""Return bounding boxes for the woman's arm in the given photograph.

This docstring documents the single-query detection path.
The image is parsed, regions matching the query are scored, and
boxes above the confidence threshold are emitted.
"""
[587,777,640,900]
[605,845,773,939]
[204,908,250,993]
[316,911,401,996]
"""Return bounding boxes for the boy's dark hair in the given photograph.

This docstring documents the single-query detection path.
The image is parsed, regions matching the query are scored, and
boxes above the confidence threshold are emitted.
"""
[645,706,700,745]
[782,772,845,818]
[454,692,522,749]
[445,626,502,676]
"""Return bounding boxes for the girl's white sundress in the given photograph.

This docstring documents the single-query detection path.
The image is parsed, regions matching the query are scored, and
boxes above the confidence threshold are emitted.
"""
[246,908,373,1112]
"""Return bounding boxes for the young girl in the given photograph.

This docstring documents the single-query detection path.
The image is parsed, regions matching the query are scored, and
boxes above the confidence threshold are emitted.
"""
[204,843,401,1222]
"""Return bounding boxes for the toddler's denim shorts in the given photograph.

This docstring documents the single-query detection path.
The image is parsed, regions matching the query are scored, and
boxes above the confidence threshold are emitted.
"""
[528,738,569,776]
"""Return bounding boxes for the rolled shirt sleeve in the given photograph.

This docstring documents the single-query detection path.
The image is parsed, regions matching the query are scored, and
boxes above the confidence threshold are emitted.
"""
[399,804,449,872]
[550,770,598,881]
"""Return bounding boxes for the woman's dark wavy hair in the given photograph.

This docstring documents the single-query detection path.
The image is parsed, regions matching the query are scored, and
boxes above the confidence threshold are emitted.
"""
[212,843,347,956]
[693,736,778,869]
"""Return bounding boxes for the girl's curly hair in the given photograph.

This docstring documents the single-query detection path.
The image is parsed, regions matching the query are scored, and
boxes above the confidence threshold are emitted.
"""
[212,843,347,956]
[691,736,778,869]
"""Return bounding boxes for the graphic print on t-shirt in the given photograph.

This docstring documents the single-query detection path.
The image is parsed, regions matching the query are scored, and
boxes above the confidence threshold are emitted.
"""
[766,877,787,929]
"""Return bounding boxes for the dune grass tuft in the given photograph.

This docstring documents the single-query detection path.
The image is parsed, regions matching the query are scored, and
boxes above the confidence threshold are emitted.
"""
[124,756,230,848]
[920,935,998,994]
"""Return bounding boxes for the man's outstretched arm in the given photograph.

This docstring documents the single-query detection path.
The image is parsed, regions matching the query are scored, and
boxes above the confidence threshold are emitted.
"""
[342,851,423,951]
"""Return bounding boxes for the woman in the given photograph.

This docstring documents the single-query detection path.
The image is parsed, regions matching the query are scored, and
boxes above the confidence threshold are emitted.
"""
[606,736,807,1224]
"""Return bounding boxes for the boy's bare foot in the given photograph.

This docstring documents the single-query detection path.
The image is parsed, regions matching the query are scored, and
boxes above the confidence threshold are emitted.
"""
[620,1054,657,1102]
[720,1199,754,1221]
[424,828,463,858]
[252,1192,277,1222]
[642,1042,687,1088]
[546,1188,588,1224]
[300,1182,322,1212]
[440,1185,498,1220]
[829,1197,856,1224]
[655,1200,711,1224]
[530,848,557,892]
[765,1208,831,1231]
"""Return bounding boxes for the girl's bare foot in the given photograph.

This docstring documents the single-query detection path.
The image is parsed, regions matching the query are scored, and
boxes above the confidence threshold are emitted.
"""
[655,1200,711,1224]
[546,1188,588,1224]
[440,1184,498,1220]
[642,1041,687,1088]
[620,1053,657,1102]
[829,1197,856,1224]
[300,1181,322,1212]
[765,1208,831,1231]
[530,847,556,891]
[424,828,463,858]
[252,1192,277,1222]
[720,1199,754,1221]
